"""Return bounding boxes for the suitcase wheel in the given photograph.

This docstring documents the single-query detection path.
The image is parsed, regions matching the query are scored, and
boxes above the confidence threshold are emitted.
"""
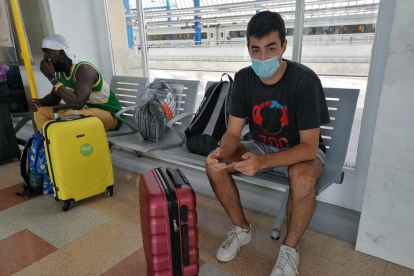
[62,200,71,212]
[106,186,114,197]
[54,194,60,202]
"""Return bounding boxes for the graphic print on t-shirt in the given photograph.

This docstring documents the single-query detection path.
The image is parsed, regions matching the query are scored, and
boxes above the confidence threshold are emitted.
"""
[252,100,289,149]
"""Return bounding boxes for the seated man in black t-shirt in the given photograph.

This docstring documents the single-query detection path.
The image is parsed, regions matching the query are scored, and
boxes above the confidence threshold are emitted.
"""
[205,11,330,276]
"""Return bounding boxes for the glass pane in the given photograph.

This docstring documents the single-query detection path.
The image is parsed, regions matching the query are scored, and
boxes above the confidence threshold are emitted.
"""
[140,0,296,72]
[302,0,380,165]
[106,0,145,77]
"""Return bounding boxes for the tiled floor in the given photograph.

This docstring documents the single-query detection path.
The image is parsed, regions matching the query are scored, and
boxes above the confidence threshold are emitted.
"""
[0,160,413,276]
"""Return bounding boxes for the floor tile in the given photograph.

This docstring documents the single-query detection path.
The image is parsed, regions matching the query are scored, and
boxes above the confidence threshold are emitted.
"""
[0,161,23,190]
[298,229,387,276]
[0,194,112,248]
[199,262,236,276]
[195,194,282,276]
[298,249,371,276]
[102,248,148,276]
[0,183,39,211]
[0,229,57,276]
[103,247,208,276]
[13,250,101,276]
[83,168,140,221]
[383,262,414,276]
[60,218,142,275]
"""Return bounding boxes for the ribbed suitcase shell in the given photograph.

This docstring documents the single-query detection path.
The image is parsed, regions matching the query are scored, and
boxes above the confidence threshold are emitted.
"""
[43,116,114,201]
[139,168,199,276]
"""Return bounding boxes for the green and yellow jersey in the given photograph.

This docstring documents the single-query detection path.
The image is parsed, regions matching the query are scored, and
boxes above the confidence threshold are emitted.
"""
[58,61,122,128]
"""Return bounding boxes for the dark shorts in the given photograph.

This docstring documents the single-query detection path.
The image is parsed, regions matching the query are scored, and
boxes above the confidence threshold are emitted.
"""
[239,140,326,178]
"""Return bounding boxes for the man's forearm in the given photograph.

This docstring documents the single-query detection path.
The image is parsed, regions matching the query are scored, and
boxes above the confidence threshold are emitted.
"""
[40,93,61,106]
[56,88,84,108]
[219,132,241,159]
[258,143,318,169]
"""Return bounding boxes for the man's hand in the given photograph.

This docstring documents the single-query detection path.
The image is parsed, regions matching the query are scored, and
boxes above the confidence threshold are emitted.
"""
[206,148,230,171]
[40,58,56,80]
[28,99,41,112]
[231,152,261,176]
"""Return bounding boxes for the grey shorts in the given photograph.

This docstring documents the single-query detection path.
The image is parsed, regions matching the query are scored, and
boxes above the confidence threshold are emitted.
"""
[239,140,326,178]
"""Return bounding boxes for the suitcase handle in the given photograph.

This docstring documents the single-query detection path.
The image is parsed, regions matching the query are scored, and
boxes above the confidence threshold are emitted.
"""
[166,167,185,188]
[53,105,81,120]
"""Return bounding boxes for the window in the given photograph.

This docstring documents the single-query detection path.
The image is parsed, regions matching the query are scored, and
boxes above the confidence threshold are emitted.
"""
[229,31,246,38]
[210,33,213,39]
[202,32,207,39]
[353,25,365,33]
[302,0,380,166]
[338,26,349,34]
[286,28,294,36]
[221,32,224,38]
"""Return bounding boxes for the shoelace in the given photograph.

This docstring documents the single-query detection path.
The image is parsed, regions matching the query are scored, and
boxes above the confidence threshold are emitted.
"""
[276,251,299,275]
[221,227,241,253]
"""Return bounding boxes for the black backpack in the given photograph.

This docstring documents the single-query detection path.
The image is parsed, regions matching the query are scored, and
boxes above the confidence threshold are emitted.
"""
[185,74,233,156]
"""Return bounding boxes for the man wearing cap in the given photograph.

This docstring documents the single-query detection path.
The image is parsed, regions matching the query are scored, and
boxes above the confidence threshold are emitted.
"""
[29,34,122,131]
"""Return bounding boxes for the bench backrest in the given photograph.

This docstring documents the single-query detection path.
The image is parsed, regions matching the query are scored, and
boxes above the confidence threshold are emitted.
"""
[110,76,149,125]
[317,88,359,191]
[154,78,200,132]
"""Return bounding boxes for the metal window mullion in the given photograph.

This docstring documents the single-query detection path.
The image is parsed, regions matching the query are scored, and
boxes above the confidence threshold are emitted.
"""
[136,0,149,78]
[291,0,304,63]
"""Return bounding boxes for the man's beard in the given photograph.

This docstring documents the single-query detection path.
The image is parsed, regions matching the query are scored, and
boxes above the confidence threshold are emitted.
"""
[54,60,66,72]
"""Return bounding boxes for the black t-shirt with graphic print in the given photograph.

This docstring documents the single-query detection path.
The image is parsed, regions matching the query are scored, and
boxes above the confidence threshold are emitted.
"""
[227,59,330,152]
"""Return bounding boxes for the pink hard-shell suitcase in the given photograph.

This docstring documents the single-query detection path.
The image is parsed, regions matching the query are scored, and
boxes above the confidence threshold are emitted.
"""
[139,167,199,276]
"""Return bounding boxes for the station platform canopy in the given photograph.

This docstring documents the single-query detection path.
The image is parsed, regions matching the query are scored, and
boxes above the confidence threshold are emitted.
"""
[129,0,379,28]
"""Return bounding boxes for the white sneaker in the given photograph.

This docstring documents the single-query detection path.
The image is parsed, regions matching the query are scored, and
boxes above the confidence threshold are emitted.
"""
[216,223,252,262]
[270,245,300,276]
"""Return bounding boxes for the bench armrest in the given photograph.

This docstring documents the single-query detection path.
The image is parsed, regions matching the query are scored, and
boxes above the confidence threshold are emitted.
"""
[167,112,195,140]
[115,103,142,133]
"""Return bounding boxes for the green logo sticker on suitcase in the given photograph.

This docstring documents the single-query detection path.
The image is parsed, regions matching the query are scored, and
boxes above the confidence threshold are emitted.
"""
[80,143,94,157]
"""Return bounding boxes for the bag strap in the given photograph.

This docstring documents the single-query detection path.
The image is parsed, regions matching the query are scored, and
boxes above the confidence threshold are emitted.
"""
[221,73,233,82]
[202,82,230,136]
[187,82,222,131]
[220,73,233,127]
[15,137,33,197]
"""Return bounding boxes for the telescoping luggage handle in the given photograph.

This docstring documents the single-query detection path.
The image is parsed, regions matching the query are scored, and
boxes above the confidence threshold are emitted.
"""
[166,167,190,189]
[53,105,85,121]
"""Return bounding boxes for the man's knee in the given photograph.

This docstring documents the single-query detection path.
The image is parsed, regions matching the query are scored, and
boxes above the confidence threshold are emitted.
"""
[205,161,232,186]
[288,160,322,198]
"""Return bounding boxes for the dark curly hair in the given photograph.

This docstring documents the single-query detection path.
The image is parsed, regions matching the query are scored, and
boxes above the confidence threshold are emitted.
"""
[246,11,286,47]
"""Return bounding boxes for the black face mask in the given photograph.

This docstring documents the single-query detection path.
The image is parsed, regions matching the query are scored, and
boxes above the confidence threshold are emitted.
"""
[54,54,66,72]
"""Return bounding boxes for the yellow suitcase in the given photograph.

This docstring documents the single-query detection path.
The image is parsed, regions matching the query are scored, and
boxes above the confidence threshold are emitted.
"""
[43,106,114,211]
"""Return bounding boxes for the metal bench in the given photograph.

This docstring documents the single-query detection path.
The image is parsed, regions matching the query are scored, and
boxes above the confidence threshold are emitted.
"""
[149,87,360,240]
[106,76,149,138]
[107,77,200,153]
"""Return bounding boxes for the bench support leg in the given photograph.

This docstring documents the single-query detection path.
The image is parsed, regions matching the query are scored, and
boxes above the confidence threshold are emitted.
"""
[109,143,116,153]
[14,116,31,133]
[271,188,290,240]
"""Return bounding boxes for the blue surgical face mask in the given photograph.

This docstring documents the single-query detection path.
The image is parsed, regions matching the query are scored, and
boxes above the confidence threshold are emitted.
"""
[251,52,283,79]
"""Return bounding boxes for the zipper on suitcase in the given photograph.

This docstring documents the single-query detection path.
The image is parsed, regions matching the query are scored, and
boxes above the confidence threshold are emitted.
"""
[155,168,183,276]
[44,121,60,198]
